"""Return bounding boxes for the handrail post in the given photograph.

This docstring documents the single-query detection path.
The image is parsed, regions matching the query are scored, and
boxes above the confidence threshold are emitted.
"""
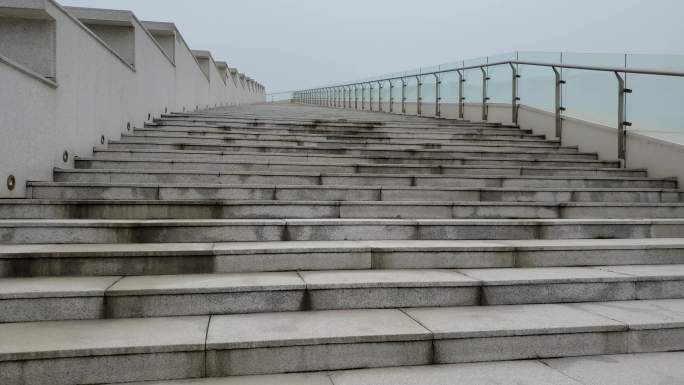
[377,81,383,112]
[509,63,519,125]
[481,66,489,121]
[401,77,407,114]
[389,80,394,113]
[346,86,351,109]
[615,72,632,167]
[416,75,422,116]
[434,73,441,117]
[369,82,374,111]
[457,70,465,119]
[552,67,564,138]
[361,84,366,110]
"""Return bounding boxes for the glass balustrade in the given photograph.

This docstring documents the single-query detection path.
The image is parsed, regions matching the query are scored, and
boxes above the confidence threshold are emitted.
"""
[281,51,684,149]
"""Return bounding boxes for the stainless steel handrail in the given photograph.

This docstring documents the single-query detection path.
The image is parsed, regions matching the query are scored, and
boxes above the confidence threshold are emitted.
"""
[286,60,684,166]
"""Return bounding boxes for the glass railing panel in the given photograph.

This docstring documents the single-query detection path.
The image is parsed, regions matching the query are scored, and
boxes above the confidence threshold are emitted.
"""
[517,51,561,112]
[561,52,625,127]
[440,70,460,104]
[403,76,418,114]
[380,79,391,110]
[420,71,437,116]
[462,57,487,106]
[404,76,418,100]
[626,54,684,144]
[487,52,517,103]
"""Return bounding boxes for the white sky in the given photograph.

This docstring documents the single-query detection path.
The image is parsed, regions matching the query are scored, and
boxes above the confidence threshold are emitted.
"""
[57,0,684,94]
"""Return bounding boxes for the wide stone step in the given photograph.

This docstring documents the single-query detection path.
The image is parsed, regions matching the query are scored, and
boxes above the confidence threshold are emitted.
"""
[109,352,684,385]
[2,200,684,220]
[159,113,505,126]
[152,118,528,131]
[53,169,675,188]
[130,127,560,147]
[154,122,537,138]
[108,141,599,160]
[93,148,619,168]
[117,134,576,153]
[2,238,683,277]
[137,125,553,142]
[75,158,645,178]
[28,182,681,203]
[155,118,527,134]
[4,266,684,321]
[158,115,516,129]
[1,218,683,244]
[4,300,684,383]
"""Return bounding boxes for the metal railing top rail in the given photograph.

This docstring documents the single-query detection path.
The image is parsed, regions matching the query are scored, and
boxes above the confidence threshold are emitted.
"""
[291,60,684,93]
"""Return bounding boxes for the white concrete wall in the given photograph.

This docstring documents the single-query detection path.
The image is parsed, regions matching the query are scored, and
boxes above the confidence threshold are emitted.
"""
[0,0,265,197]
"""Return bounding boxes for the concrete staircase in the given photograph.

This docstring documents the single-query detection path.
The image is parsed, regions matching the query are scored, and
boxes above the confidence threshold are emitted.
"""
[2,104,684,385]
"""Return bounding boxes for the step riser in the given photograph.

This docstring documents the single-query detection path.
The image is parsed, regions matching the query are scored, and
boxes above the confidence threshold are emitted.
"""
[108,142,599,160]
[156,121,529,134]
[206,340,433,377]
[75,160,645,178]
[3,204,684,220]
[9,279,684,322]
[1,222,681,244]
[93,151,618,168]
[131,131,558,146]
[138,127,551,141]
[30,186,678,203]
[54,172,676,189]
[3,248,684,278]
[117,137,574,153]
[0,352,205,385]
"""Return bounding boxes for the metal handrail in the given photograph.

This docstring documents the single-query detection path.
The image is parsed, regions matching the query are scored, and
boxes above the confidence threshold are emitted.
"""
[288,60,684,166]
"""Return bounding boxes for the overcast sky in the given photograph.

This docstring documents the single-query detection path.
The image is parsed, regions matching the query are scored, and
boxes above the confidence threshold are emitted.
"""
[58,0,684,94]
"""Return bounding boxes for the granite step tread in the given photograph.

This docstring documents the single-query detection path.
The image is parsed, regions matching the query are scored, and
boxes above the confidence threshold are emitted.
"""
[5,300,684,382]
[74,157,645,176]
[92,148,618,167]
[5,266,684,321]
[109,352,684,385]
[2,218,684,244]
[4,199,684,220]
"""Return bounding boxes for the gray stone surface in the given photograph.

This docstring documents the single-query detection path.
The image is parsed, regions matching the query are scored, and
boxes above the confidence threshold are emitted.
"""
[299,269,477,289]
[572,299,684,329]
[0,316,209,361]
[405,303,625,339]
[121,373,334,385]
[0,276,120,298]
[545,352,684,385]
[3,101,684,383]
[330,361,584,385]
[116,352,684,385]
[206,309,431,350]
[107,272,304,295]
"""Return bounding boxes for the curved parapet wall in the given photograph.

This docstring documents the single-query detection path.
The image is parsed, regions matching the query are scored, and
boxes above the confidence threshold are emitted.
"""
[0,0,265,197]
